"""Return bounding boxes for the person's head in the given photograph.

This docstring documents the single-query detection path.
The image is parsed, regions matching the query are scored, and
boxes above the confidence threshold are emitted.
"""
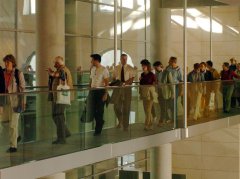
[206,60,213,69]
[170,56,177,67]
[120,54,128,66]
[3,54,17,71]
[222,62,229,71]
[141,59,151,72]
[237,63,240,70]
[193,63,200,72]
[90,54,101,67]
[54,56,64,69]
[200,62,206,72]
[26,65,32,72]
[230,58,236,65]
[168,56,175,66]
[153,61,163,72]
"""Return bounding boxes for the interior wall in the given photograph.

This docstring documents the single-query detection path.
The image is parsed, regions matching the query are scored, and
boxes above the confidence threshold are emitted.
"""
[172,124,240,179]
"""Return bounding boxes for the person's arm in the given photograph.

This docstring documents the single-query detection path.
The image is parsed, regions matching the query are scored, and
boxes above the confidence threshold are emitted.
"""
[112,67,117,81]
[152,73,157,85]
[125,77,134,85]
[125,67,136,85]
[18,71,26,92]
[178,69,183,82]
[232,71,240,79]
[102,69,110,101]
[214,70,221,80]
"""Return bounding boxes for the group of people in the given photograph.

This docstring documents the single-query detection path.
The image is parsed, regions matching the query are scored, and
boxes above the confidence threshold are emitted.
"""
[0,53,240,153]
[187,58,240,120]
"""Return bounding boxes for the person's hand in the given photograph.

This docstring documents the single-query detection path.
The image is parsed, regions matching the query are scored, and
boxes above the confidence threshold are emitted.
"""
[46,68,54,75]
[102,93,108,102]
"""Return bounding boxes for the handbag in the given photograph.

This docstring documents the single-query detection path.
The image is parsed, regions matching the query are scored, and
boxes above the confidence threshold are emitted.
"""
[13,95,24,113]
[56,81,71,105]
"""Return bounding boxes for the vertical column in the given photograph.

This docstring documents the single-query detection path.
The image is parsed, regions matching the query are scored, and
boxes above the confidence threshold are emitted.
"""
[35,0,65,139]
[150,144,172,179]
[65,0,78,84]
[36,0,65,86]
[150,0,171,66]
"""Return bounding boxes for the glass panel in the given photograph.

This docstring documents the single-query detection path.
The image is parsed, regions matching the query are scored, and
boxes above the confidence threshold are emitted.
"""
[212,6,240,71]
[187,7,210,69]
[18,0,36,31]
[17,32,36,70]
[0,0,16,29]
[0,83,196,168]
[93,38,114,59]
[122,40,145,69]
[93,0,114,6]
[0,32,15,64]
[93,4,114,38]
[121,9,145,41]
[65,1,92,35]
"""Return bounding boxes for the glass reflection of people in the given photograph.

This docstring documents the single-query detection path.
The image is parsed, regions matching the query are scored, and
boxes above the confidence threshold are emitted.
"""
[221,62,240,113]
[24,65,34,87]
[89,54,109,136]
[112,54,135,131]
[76,66,82,85]
[206,60,221,112]
[153,61,174,126]
[47,56,73,144]
[232,63,240,108]
[1,54,26,153]
[187,63,205,120]
[167,57,183,127]
[139,59,157,131]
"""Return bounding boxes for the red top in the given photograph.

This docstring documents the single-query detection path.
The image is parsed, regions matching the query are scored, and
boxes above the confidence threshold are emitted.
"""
[221,70,240,85]
[4,72,12,91]
[221,70,239,80]
[140,72,156,85]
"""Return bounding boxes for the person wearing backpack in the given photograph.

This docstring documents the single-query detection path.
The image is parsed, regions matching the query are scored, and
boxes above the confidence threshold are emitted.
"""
[1,54,25,153]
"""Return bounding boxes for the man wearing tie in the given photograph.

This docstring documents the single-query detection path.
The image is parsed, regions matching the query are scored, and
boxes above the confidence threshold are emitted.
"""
[112,54,136,131]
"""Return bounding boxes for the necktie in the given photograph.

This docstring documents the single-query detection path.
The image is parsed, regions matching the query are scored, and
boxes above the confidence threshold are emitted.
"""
[121,66,125,82]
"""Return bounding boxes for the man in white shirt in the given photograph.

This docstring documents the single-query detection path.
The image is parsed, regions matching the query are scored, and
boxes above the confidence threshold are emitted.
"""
[112,54,135,131]
[89,54,109,136]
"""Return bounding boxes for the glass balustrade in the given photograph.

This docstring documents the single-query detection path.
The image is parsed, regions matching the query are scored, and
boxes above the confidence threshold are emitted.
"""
[0,80,239,168]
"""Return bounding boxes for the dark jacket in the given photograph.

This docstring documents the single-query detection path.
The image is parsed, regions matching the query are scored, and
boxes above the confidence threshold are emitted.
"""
[0,66,5,93]
[0,66,5,106]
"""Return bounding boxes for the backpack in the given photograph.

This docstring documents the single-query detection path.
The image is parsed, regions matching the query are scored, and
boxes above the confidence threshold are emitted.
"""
[14,69,20,86]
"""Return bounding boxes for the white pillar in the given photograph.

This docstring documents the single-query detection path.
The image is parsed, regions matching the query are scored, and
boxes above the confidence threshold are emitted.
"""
[36,0,65,86]
[150,0,171,66]
[150,144,172,179]
[35,0,65,139]
[39,173,65,179]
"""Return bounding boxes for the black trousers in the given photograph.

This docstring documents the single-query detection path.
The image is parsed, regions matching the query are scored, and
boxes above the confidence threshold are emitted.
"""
[52,103,71,141]
[88,90,105,134]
